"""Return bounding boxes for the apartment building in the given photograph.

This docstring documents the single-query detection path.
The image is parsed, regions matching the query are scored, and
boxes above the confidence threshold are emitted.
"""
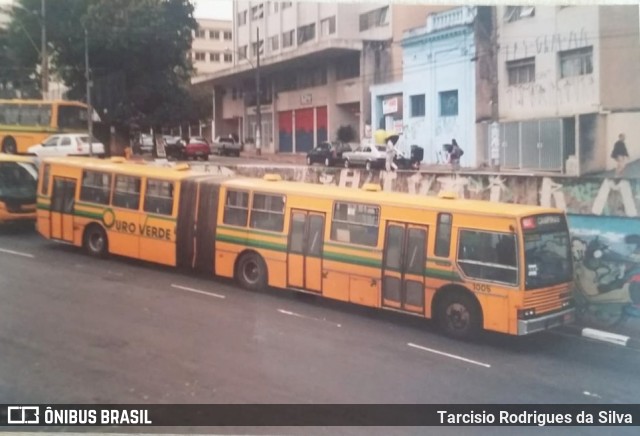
[191,18,234,79]
[494,5,640,174]
[193,1,444,153]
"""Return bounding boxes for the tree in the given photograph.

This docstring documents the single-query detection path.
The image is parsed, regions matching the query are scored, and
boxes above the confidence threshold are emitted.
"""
[6,0,198,128]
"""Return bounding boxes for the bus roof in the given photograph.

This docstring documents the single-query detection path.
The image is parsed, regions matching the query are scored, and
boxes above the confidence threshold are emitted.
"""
[42,157,201,181]
[223,177,563,219]
[0,153,36,164]
[0,99,87,107]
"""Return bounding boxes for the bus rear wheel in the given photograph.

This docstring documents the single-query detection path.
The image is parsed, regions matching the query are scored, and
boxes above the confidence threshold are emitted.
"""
[436,292,482,340]
[236,252,267,292]
[2,137,17,154]
[83,225,108,258]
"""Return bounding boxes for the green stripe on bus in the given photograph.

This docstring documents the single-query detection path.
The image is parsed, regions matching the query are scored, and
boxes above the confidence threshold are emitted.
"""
[325,241,382,253]
[323,251,382,268]
[74,210,103,220]
[425,267,461,282]
[216,233,287,252]
[0,125,57,133]
[217,225,287,239]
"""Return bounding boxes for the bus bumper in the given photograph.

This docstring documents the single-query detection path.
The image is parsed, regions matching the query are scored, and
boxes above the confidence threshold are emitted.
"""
[517,308,575,335]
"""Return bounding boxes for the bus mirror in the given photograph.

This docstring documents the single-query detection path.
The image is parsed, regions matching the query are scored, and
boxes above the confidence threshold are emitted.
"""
[438,191,457,200]
[362,183,381,192]
[263,174,282,182]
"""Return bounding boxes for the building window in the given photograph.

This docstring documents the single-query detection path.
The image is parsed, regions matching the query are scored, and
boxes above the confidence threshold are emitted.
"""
[359,6,389,32]
[250,193,285,232]
[320,16,336,36]
[410,94,425,117]
[224,53,232,63]
[238,10,247,26]
[144,179,174,216]
[559,46,593,78]
[507,57,535,85]
[271,35,279,51]
[238,45,248,59]
[336,56,360,80]
[80,171,111,205]
[297,23,315,45]
[251,4,264,20]
[195,29,206,38]
[457,230,518,285]
[209,30,219,39]
[331,202,380,247]
[210,52,220,62]
[223,31,232,40]
[439,90,458,117]
[504,6,535,22]
[251,40,264,57]
[223,190,249,227]
[194,52,206,61]
[282,2,292,10]
[282,30,295,48]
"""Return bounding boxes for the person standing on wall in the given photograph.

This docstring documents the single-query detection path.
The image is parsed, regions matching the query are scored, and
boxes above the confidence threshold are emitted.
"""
[611,133,629,177]
[385,133,399,172]
[449,139,464,171]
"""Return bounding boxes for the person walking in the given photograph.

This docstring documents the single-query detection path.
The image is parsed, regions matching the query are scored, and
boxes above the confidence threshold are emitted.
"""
[385,133,399,172]
[611,133,629,177]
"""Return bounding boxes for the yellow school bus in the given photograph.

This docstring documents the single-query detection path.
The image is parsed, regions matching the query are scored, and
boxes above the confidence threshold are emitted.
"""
[0,99,90,154]
[0,153,38,224]
[36,157,575,338]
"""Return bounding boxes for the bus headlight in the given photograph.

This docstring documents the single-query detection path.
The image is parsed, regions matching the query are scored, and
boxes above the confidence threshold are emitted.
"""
[562,299,572,308]
[517,308,536,319]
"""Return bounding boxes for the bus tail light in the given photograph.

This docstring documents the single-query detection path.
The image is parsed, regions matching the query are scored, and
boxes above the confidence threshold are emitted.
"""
[518,308,536,319]
[522,217,536,230]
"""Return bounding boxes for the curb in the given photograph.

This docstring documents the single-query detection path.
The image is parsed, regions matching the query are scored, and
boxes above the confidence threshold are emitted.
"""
[561,324,640,349]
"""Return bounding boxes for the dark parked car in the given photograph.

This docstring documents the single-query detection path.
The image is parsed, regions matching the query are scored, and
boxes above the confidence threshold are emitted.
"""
[306,142,352,167]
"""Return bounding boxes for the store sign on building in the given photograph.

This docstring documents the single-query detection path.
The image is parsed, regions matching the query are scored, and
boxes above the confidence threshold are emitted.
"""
[383,97,398,115]
[247,105,272,115]
[300,94,312,105]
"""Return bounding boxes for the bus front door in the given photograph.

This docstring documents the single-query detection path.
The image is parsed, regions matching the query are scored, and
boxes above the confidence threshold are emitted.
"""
[50,177,77,242]
[382,223,428,314]
[287,210,325,292]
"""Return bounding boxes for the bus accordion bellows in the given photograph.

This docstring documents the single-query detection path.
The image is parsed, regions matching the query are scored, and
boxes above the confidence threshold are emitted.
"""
[0,153,38,224]
[36,157,575,339]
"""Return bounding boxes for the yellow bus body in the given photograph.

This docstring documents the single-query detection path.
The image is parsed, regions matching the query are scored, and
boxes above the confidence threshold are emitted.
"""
[36,157,575,338]
[0,153,37,224]
[0,99,89,154]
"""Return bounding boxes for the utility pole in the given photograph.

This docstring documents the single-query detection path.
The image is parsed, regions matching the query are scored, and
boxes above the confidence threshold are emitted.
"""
[40,0,47,98]
[85,26,93,157]
[255,27,262,156]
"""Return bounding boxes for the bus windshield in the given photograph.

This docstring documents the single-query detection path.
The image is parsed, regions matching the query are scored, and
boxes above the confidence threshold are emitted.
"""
[0,162,38,200]
[523,215,572,290]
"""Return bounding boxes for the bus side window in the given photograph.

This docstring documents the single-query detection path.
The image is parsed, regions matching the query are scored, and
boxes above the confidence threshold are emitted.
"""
[79,170,111,205]
[41,164,50,195]
[144,179,174,216]
[223,189,249,226]
[112,175,141,210]
[435,213,452,257]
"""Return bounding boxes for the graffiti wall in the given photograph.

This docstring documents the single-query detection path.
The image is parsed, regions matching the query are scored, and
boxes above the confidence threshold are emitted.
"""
[196,163,640,325]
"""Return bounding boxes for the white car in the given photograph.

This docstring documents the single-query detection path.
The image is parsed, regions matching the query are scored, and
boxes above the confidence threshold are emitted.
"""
[342,144,388,170]
[28,134,106,158]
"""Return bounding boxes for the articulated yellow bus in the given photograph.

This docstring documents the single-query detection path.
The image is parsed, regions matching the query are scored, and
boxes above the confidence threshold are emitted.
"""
[36,157,575,338]
[0,99,90,154]
[0,153,37,224]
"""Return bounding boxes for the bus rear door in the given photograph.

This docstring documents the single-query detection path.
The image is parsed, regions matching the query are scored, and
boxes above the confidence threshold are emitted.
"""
[287,210,325,292]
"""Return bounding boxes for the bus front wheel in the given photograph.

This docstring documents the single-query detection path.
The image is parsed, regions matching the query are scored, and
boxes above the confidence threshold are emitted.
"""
[236,252,268,292]
[83,225,108,258]
[436,292,482,340]
[2,137,17,154]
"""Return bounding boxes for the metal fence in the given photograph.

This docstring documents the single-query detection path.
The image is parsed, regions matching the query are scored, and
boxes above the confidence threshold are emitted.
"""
[489,119,565,172]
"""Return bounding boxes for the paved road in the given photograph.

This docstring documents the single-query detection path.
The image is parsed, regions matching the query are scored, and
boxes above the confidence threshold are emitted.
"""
[0,228,639,435]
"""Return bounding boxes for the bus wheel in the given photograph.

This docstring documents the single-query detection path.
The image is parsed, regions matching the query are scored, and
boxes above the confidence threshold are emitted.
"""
[437,292,482,340]
[2,137,17,154]
[236,252,267,291]
[83,225,108,258]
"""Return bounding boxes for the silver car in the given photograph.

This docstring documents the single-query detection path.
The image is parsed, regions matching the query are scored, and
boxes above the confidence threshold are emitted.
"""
[342,144,387,170]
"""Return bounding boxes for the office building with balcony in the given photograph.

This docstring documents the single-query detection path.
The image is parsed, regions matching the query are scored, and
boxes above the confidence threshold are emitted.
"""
[192,1,445,153]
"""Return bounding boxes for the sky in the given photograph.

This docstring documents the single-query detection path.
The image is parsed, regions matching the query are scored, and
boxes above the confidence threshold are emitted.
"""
[193,0,233,20]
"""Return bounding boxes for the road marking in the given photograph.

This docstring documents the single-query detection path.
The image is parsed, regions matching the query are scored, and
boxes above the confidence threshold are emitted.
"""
[171,284,225,299]
[407,342,492,368]
[277,309,342,327]
[0,247,34,258]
